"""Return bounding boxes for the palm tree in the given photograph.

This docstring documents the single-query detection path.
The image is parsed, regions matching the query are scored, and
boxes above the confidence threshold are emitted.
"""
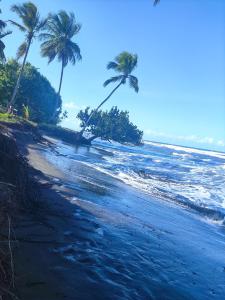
[7,2,46,112]
[40,11,81,119]
[81,51,139,134]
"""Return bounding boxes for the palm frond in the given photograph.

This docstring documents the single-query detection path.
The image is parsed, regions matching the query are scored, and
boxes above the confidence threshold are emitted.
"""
[0,30,12,39]
[11,4,24,18]
[69,22,81,38]
[40,41,57,63]
[36,18,48,31]
[154,0,160,6]
[129,75,139,93]
[103,75,124,87]
[9,19,26,32]
[0,19,6,30]
[69,41,82,61]
[38,32,55,41]
[16,41,27,60]
[107,61,119,71]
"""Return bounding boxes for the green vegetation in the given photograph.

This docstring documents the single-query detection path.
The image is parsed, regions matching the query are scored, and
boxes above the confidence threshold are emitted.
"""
[0,112,37,129]
[0,60,60,124]
[22,104,29,120]
[81,52,139,133]
[0,1,145,146]
[0,112,19,122]
[77,106,143,145]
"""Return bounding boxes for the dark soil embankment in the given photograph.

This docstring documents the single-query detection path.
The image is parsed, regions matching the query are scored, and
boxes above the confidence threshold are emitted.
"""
[0,123,39,299]
[0,121,92,299]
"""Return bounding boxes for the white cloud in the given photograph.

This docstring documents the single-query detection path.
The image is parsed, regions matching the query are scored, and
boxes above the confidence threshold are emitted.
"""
[145,129,224,147]
[217,140,225,147]
[61,101,87,131]
[198,137,214,144]
[63,102,80,110]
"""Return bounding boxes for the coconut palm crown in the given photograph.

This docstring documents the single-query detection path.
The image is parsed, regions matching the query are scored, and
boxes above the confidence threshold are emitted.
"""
[103,51,139,93]
[7,2,46,111]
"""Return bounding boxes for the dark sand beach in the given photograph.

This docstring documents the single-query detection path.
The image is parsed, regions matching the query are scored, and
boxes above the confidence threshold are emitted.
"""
[12,135,225,300]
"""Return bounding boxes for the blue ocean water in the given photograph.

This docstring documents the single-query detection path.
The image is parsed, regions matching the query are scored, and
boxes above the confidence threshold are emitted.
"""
[88,140,225,222]
[48,138,225,223]
[42,138,225,299]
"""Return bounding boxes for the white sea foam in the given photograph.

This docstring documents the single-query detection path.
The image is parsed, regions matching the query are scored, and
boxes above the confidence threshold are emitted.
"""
[46,138,225,222]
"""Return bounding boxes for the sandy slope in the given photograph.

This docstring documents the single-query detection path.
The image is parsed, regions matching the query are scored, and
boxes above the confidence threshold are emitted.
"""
[13,137,225,300]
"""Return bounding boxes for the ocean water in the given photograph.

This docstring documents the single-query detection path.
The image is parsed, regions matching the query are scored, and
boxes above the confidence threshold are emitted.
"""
[46,138,225,223]
[89,140,225,222]
[42,138,225,299]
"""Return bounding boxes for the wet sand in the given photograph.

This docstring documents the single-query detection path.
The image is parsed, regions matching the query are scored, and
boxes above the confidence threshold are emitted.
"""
[14,137,225,300]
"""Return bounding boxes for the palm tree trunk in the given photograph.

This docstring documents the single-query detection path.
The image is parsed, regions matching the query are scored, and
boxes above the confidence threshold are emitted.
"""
[7,38,31,112]
[80,81,123,135]
[58,61,64,95]
[51,62,64,121]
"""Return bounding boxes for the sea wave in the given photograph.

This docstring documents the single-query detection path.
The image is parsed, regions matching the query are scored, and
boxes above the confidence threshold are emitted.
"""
[47,139,225,223]
[144,141,225,160]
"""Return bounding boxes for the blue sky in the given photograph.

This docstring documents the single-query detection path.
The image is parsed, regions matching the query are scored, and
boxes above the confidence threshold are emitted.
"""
[2,0,225,151]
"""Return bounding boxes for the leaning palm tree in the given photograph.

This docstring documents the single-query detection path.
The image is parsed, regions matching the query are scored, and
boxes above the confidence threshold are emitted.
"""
[81,51,139,134]
[7,2,46,112]
[40,11,81,119]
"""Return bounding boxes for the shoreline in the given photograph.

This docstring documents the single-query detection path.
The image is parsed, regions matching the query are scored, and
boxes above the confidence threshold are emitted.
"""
[1,126,225,299]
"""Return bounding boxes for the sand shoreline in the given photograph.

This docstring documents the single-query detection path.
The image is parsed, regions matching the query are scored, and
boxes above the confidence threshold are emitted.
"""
[9,134,225,300]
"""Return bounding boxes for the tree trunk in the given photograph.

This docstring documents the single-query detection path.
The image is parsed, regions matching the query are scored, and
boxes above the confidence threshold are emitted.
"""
[7,38,32,112]
[80,81,123,135]
[87,135,98,143]
[58,61,64,95]
[51,62,64,122]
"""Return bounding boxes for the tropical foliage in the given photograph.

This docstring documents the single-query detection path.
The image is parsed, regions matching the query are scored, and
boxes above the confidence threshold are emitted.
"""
[0,1,143,146]
[77,106,143,145]
[0,59,60,124]
[7,2,46,110]
[81,51,139,132]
